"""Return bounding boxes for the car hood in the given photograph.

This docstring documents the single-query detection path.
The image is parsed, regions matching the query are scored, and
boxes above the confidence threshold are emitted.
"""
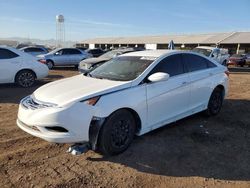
[37,54,45,58]
[32,75,131,106]
[79,57,110,66]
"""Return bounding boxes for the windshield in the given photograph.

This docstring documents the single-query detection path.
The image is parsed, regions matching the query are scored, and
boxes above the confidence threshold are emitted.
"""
[89,56,154,81]
[193,48,212,57]
[48,48,60,54]
[99,50,121,59]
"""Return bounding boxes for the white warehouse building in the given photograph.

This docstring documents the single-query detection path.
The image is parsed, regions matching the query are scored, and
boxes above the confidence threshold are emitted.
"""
[76,31,250,54]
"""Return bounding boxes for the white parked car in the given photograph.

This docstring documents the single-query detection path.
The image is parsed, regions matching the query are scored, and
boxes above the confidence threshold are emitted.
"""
[17,50,229,155]
[0,46,49,87]
[193,46,230,65]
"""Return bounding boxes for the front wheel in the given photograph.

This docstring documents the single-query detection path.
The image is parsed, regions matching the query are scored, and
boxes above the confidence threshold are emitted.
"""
[205,87,223,116]
[98,110,136,156]
[15,70,36,88]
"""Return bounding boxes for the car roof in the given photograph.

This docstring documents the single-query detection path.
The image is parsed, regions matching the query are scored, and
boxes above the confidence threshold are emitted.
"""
[0,45,9,48]
[20,46,45,50]
[87,48,102,50]
[120,50,179,58]
[0,46,17,51]
[112,48,139,53]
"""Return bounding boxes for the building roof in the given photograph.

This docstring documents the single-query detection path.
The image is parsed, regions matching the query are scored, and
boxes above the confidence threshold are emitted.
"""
[80,32,250,45]
[220,32,250,44]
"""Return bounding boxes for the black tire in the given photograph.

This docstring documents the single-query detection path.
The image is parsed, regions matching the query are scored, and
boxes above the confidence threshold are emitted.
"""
[205,87,223,116]
[46,60,54,69]
[98,109,136,156]
[239,60,245,67]
[15,70,36,88]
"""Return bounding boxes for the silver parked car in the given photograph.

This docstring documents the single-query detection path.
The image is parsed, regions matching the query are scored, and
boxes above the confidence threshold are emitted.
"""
[78,48,144,73]
[37,48,92,69]
[20,46,49,57]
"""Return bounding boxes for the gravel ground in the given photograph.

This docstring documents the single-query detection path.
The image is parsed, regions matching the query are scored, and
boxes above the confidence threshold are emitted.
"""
[0,68,249,188]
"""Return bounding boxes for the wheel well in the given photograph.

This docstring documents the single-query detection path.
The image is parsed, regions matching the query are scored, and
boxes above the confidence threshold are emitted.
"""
[15,69,37,82]
[214,85,225,98]
[91,108,142,151]
[47,59,54,65]
[117,108,142,134]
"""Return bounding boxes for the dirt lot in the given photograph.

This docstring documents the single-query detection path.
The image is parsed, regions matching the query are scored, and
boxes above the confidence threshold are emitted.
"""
[0,68,249,188]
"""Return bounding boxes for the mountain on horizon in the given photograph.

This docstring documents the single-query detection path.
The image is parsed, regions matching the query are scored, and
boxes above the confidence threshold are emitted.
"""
[0,37,76,47]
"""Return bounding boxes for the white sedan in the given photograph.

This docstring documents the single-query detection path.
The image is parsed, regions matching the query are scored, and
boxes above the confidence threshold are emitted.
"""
[0,46,49,87]
[17,50,229,155]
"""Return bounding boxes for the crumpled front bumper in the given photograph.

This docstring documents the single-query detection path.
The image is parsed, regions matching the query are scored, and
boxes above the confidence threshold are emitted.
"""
[17,97,95,143]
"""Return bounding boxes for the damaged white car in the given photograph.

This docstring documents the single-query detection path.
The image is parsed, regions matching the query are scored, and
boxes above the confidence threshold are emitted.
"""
[17,50,229,155]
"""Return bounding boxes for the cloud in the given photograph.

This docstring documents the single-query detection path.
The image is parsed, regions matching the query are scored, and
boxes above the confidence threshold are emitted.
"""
[0,16,53,25]
[0,16,134,29]
[67,18,133,28]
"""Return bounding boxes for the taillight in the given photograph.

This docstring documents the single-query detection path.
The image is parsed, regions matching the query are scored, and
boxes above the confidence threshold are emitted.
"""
[39,59,47,64]
[225,70,230,77]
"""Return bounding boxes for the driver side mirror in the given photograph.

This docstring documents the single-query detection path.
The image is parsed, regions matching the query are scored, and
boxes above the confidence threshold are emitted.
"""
[55,52,60,56]
[148,72,170,83]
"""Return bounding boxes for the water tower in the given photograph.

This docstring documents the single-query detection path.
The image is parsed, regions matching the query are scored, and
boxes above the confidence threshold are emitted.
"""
[56,15,65,47]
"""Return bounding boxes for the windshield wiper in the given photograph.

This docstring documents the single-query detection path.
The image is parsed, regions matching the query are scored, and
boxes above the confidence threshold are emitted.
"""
[87,73,104,79]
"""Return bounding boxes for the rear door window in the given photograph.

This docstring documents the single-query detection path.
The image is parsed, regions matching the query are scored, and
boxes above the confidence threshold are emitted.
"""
[182,54,216,72]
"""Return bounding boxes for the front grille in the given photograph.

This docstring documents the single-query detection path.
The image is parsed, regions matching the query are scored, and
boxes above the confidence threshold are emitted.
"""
[21,96,57,110]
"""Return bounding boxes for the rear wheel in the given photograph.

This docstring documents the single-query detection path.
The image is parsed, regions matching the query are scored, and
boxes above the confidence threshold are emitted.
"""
[205,87,223,116]
[15,70,36,88]
[98,109,136,155]
[46,60,54,69]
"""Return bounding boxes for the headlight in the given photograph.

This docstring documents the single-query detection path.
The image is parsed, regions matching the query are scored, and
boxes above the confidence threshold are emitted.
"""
[81,96,100,106]
[21,95,58,110]
[84,63,92,69]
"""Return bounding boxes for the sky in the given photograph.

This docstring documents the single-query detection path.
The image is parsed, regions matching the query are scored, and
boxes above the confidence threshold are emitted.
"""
[0,0,250,41]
